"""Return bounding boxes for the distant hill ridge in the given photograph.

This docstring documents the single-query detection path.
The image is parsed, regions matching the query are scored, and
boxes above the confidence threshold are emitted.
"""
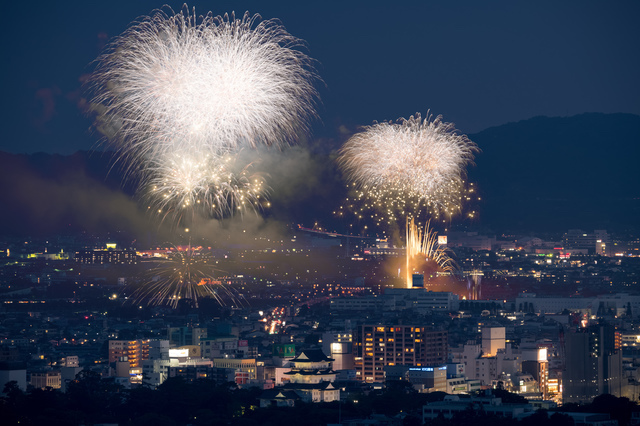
[0,113,638,236]
[468,112,640,233]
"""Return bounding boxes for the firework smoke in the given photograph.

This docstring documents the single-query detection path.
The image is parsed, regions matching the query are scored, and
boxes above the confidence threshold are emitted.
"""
[338,113,478,226]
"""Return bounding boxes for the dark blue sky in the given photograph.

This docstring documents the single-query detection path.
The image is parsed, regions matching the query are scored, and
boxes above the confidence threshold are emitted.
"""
[2,0,639,154]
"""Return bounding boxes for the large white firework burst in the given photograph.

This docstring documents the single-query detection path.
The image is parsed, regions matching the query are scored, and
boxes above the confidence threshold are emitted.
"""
[89,6,320,161]
[87,5,319,222]
[338,112,478,223]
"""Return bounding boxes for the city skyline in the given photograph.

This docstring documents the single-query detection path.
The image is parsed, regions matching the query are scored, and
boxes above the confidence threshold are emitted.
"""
[2,3,640,421]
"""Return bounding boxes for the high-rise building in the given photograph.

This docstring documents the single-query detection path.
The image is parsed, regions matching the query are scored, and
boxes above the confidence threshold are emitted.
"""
[108,339,150,368]
[449,327,520,387]
[481,327,506,357]
[563,323,622,404]
[407,366,448,391]
[167,327,207,347]
[563,229,610,255]
[148,340,169,360]
[321,332,354,371]
[355,324,447,383]
[521,346,549,399]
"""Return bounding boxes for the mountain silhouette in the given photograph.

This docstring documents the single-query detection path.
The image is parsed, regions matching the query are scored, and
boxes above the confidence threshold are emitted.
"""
[468,112,640,234]
[0,113,638,237]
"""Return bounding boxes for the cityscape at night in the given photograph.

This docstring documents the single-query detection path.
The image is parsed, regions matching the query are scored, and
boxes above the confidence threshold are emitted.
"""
[1,1,639,425]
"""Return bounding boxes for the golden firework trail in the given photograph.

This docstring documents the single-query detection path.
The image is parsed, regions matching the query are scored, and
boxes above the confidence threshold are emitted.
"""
[405,218,456,287]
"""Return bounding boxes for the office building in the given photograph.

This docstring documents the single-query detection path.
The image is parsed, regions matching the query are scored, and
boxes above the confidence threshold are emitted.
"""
[167,327,207,347]
[108,339,150,367]
[563,323,623,404]
[356,324,447,383]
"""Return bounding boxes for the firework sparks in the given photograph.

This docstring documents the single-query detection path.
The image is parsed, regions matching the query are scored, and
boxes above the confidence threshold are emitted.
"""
[338,112,478,226]
[88,5,320,219]
[406,218,456,287]
[90,6,319,158]
[129,245,245,308]
[141,147,268,224]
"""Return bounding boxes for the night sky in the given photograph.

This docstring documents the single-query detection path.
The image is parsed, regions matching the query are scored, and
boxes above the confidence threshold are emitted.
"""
[2,0,639,154]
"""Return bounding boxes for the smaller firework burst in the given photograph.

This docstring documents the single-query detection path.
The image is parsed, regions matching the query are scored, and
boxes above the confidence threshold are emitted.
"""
[140,147,268,225]
[338,112,478,229]
[129,244,245,308]
[405,218,456,287]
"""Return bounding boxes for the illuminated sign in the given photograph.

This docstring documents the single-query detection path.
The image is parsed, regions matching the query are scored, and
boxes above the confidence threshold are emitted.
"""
[169,349,189,358]
[273,344,295,357]
[438,236,448,245]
